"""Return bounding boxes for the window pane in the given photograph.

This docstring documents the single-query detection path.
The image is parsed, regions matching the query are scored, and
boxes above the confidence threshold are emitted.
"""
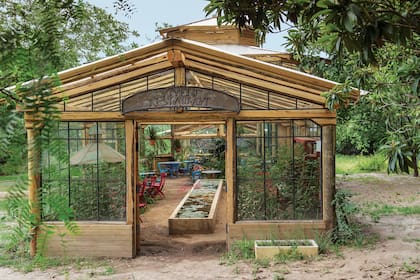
[41,122,126,221]
[236,120,322,221]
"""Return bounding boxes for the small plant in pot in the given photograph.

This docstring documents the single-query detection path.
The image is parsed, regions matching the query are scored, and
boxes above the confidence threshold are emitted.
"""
[146,126,157,145]
[174,139,182,153]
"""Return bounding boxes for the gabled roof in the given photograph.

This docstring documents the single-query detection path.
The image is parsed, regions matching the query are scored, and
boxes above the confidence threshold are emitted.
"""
[37,37,358,112]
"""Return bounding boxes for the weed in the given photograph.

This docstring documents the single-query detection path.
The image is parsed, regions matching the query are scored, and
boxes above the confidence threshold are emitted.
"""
[254,257,270,268]
[273,247,305,264]
[402,238,420,243]
[102,266,115,276]
[361,202,420,222]
[233,265,241,274]
[332,189,361,244]
[313,230,333,254]
[402,261,418,273]
[273,267,290,275]
[356,154,387,172]
[220,239,254,265]
[331,244,343,258]
[272,273,285,280]
[0,199,7,212]
[336,154,386,174]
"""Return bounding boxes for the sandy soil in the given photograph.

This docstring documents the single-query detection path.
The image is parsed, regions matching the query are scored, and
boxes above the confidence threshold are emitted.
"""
[0,173,419,279]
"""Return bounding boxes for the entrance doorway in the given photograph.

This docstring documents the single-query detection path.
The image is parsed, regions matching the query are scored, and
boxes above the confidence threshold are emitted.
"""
[134,122,227,256]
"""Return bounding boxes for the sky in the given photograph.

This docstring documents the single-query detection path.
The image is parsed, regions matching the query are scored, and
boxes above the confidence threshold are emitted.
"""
[88,0,288,51]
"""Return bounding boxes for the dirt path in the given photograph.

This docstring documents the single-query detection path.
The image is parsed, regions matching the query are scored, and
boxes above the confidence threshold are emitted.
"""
[0,173,419,279]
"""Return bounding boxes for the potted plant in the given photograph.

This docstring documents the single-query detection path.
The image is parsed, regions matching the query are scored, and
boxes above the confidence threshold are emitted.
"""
[254,239,318,259]
[146,126,157,145]
[174,139,182,153]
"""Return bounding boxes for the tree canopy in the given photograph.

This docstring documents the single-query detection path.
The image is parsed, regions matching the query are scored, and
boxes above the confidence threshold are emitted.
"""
[205,0,419,63]
[0,0,139,174]
[205,0,419,176]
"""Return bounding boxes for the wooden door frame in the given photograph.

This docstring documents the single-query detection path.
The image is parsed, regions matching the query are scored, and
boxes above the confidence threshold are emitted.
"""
[133,118,230,256]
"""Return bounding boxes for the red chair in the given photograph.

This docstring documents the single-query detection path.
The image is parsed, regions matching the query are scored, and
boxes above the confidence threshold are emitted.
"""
[137,178,148,223]
[149,172,166,198]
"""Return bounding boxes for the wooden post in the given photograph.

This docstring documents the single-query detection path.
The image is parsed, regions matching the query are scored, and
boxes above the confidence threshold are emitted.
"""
[125,120,135,257]
[322,125,336,230]
[226,118,235,224]
[26,120,41,257]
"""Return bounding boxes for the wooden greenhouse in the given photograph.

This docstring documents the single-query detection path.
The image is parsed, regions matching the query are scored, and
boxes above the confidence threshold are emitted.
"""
[23,18,358,257]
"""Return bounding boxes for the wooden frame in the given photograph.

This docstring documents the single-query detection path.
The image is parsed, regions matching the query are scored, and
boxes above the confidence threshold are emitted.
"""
[20,35,352,258]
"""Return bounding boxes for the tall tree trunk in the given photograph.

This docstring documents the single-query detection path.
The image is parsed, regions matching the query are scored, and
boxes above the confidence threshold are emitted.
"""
[412,154,418,177]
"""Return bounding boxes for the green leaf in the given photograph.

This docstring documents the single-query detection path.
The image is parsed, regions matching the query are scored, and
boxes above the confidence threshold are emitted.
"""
[344,10,357,32]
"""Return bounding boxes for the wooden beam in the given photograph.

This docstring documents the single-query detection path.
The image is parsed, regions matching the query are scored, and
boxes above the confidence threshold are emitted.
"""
[228,221,327,247]
[173,40,359,98]
[55,61,173,101]
[238,109,336,119]
[125,120,135,227]
[185,52,326,95]
[185,59,326,104]
[322,125,336,230]
[312,118,337,126]
[56,53,169,94]
[168,49,186,67]
[226,118,235,224]
[40,222,132,257]
[124,111,238,121]
[58,40,172,84]
[26,121,41,257]
[59,112,124,121]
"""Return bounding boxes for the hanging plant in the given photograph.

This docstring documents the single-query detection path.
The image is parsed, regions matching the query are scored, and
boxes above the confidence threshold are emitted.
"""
[146,126,157,145]
[174,139,182,152]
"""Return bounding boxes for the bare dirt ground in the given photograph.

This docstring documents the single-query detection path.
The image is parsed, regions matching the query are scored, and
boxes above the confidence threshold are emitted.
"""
[0,173,419,279]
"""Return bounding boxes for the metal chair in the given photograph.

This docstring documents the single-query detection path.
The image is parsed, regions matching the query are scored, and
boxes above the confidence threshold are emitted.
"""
[191,170,201,183]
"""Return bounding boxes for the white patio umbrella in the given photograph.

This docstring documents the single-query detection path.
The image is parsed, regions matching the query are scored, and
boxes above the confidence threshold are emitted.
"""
[70,143,125,165]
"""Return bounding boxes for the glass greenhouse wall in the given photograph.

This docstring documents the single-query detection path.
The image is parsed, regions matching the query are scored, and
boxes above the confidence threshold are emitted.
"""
[236,120,322,221]
[41,122,126,221]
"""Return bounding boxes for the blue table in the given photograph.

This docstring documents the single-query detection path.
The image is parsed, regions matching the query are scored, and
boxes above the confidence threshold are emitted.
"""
[158,161,181,177]
[182,160,194,175]
[201,170,222,178]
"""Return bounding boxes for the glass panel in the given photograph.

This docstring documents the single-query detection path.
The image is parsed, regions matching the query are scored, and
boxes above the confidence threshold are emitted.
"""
[120,77,148,101]
[213,77,240,98]
[297,100,323,109]
[65,93,93,112]
[147,69,174,89]
[241,85,268,110]
[92,85,120,112]
[41,121,126,221]
[236,120,322,221]
[269,92,297,109]
[186,70,212,88]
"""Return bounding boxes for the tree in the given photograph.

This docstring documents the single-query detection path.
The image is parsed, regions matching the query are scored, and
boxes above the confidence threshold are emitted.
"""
[205,0,420,63]
[205,0,419,177]
[0,0,139,174]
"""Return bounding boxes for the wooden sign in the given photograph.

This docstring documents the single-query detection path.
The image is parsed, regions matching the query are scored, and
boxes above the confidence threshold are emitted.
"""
[122,86,240,113]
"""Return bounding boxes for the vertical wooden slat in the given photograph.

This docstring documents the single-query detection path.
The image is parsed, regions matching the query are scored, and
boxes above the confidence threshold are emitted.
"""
[125,120,135,257]
[226,118,235,225]
[26,120,41,257]
[133,121,140,255]
[174,66,185,86]
[322,125,336,230]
